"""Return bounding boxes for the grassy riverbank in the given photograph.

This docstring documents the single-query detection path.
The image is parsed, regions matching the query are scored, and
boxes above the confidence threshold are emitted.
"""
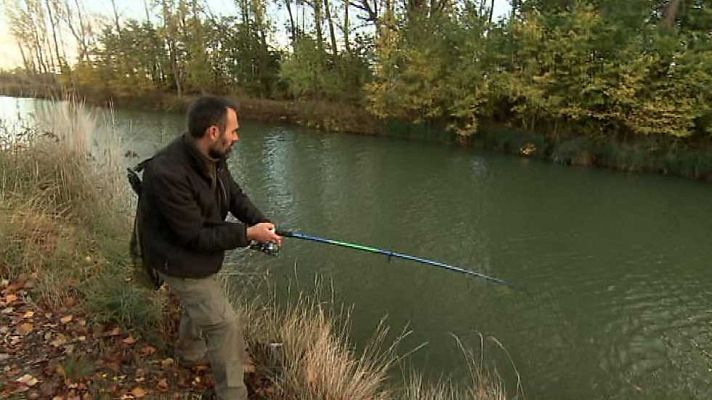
[474,124,712,182]
[0,101,511,398]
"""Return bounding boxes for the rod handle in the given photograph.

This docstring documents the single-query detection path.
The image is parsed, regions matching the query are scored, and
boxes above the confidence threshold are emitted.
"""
[276,229,294,237]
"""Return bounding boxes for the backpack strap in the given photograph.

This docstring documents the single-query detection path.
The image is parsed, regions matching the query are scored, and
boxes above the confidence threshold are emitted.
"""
[127,156,162,290]
[126,157,153,196]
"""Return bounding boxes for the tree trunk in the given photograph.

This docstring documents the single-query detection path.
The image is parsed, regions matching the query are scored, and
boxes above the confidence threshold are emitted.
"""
[47,38,58,73]
[285,0,297,44]
[662,0,681,29]
[110,0,122,34]
[324,0,339,60]
[161,1,183,97]
[313,0,325,53]
[32,1,54,73]
[64,0,90,62]
[239,0,252,70]
[191,0,203,48]
[343,0,351,54]
[349,0,378,26]
[30,20,48,74]
[34,45,47,74]
[172,43,182,97]
[240,0,250,30]
[488,0,494,24]
[55,1,71,68]
[18,43,33,74]
[143,0,161,87]
[144,0,152,22]
[73,0,90,46]
[45,0,64,71]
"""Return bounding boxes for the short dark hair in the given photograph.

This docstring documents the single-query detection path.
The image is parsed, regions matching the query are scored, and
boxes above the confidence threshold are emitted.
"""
[187,96,239,138]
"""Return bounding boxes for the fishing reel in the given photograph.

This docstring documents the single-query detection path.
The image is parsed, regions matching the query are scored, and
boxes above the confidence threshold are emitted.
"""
[250,240,280,256]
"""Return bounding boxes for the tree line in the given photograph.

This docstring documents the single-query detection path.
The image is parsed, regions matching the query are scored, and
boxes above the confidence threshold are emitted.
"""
[4,0,712,138]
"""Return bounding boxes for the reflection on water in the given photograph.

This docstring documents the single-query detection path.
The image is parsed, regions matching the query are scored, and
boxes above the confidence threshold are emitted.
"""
[2,95,712,399]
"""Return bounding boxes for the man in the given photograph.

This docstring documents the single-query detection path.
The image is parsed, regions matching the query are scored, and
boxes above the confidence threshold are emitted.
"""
[137,96,282,399]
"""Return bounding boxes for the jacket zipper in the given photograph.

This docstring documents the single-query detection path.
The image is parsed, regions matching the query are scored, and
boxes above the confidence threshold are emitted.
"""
[217,167,228,208]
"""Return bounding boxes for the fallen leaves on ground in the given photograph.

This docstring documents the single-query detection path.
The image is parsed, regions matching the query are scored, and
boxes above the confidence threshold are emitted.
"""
[0,276,276,399]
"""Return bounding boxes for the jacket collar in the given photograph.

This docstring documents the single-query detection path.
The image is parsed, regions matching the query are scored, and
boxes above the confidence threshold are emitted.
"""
[180,133,225,179]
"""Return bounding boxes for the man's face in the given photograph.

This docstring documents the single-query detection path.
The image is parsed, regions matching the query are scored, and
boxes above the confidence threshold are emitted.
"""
[209,108,240,159]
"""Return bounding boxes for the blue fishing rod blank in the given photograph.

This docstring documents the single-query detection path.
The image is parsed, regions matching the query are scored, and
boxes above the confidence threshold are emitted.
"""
[275,229,511,286]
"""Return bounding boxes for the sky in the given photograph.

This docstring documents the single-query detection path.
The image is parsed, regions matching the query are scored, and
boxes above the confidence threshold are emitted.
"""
[0,0,511,70]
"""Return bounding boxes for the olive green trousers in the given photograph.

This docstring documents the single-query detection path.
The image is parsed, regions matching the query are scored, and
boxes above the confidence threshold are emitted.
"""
[159,272,248,400]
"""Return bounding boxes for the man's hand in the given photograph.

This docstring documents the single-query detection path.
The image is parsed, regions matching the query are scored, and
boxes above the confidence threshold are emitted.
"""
[246,222,283,246]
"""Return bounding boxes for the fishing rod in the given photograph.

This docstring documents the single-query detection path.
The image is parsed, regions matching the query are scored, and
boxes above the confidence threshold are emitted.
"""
[251,229,511,286]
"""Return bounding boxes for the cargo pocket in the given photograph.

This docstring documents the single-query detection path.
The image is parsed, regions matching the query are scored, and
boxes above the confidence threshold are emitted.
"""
[178,277,233,328]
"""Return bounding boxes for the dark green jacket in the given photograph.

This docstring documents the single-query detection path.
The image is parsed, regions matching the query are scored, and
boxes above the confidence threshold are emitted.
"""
[137,134,268,278]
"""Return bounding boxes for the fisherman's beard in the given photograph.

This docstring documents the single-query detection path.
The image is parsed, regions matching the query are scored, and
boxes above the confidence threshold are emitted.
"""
[208,137,233,159]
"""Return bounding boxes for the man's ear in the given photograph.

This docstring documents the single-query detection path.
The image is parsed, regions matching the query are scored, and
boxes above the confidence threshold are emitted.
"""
[206,125,219,140]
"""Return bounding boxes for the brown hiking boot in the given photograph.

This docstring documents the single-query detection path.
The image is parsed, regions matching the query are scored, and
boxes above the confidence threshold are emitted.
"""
[176,354,210,369]
[200,388,217,399]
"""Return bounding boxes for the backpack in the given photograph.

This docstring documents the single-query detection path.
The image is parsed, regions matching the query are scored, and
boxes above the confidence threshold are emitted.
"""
[127,159,163,290]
